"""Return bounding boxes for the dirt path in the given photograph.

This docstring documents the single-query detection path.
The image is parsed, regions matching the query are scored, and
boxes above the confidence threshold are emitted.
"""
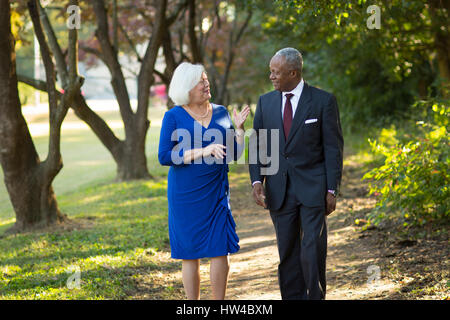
[133,153,448,300]
[222,157,399,300]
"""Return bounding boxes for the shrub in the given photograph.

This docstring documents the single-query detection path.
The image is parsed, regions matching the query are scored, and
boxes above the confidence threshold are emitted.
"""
[362,99,449,227]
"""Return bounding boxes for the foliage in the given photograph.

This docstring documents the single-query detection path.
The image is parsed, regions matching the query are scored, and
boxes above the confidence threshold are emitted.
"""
[362,98,449,226]
[259,0,449,132]
[225,9,279,106]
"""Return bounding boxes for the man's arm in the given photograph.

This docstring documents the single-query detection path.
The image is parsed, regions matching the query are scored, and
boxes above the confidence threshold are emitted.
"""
[249,96,267,208]
[322,94,344,196]
[249,96,265,185]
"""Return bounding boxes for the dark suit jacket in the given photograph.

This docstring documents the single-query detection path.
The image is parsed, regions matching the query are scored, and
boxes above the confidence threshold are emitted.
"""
[249,82,344,210]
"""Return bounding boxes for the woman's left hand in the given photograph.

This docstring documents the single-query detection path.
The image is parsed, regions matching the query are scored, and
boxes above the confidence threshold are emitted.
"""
[233,105,251,130]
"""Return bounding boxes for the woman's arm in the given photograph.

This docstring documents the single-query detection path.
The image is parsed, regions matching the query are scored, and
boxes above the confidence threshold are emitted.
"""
[158,112,186,166]
[226,106,250,162]
[235,128,245,145]
[184,144,227,163]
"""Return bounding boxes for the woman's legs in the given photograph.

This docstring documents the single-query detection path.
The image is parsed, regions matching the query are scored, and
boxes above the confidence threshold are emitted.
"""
[182,256,230,300]
[210,255,230,300]
[182,259,200,299]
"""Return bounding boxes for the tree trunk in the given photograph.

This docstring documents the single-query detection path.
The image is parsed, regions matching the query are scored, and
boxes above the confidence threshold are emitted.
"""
[71,92,151,181]
[429,0,450,97]
[434,31,450,97]
[89,0,168,180]
[187,0,203,63]
[116,120,152,180]
[0,0,66,233]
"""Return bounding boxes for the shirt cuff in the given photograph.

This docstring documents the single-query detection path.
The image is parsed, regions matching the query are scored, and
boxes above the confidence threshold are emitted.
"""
[252,181,262,187]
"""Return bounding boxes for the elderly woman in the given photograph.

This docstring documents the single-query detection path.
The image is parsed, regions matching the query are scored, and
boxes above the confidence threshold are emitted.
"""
[158,62,250,300]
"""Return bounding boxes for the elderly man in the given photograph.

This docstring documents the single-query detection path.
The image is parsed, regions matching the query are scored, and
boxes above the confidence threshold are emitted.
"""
[249,48,344,300]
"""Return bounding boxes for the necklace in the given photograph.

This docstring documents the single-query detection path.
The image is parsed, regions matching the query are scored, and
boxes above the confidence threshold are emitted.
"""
[184,103,210,119]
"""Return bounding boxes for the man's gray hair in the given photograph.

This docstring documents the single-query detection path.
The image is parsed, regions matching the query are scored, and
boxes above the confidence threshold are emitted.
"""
[274,47,303,73]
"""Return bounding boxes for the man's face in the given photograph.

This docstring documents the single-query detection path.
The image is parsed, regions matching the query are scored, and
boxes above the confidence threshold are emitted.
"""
[269,55,298,92]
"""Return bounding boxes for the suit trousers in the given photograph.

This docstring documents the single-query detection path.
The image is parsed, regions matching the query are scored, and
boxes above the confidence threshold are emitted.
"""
[269,175,328,300]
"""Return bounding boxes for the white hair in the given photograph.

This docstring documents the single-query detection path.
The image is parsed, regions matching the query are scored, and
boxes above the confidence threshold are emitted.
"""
[168,62,205,105]
[274,47,303,73]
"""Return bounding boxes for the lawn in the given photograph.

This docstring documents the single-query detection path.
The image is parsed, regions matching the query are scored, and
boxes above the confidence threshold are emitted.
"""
[0,102,173,299]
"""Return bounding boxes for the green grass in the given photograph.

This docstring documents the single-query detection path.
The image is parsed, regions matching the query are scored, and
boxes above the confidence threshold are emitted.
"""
[0,178,170,299]
[0,103,172,299]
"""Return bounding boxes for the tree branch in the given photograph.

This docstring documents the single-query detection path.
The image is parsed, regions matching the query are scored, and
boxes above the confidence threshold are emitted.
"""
[17,74,53,94]
[153,69,169,84]
[136,0,167,120]
[79,44,103,59]
[118,23,142,62]
[187,0,202,63]
[112,0,118,53]
[92,0,134,124]
[37,1,69,87]
[167,0,189,26]
[234,9,252,45]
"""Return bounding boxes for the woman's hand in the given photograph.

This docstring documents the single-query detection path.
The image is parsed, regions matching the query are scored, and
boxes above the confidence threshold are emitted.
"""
[203,144,227,159]
[233,105,251,130]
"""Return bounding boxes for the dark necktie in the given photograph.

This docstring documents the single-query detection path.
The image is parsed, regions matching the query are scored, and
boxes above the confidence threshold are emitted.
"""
[283,93,294,139]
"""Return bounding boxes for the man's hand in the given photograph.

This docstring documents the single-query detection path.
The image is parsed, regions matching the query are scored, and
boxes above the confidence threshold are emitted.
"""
[325,192,336,216]
[252,183,267,208]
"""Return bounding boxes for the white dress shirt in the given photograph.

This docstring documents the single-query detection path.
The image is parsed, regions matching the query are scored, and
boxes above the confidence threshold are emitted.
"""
[281,79,304,119]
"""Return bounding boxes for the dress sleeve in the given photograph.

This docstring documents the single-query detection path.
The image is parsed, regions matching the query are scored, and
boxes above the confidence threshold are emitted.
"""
[158,111,186,166]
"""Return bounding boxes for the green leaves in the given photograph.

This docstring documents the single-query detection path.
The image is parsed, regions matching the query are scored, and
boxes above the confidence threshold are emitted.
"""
[363,98,450,226]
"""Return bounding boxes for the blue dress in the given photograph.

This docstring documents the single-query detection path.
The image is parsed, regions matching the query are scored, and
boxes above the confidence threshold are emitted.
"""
[158,103,242,259]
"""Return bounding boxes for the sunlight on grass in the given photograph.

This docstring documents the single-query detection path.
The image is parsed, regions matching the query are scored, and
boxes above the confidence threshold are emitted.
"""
[0,218,15,227]
[0,176,170,299]
[72,160,111,167]
[79,194,104,205]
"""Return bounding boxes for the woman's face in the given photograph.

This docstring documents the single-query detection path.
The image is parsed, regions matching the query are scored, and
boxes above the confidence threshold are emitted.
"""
[188,72,211,105]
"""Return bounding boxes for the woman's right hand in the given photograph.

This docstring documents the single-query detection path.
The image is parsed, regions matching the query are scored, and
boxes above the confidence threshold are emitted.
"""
[203,144,227,159]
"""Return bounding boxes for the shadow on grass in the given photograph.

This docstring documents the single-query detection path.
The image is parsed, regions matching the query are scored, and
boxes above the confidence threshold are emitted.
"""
[1,257,182,299]
[0,177,174,299]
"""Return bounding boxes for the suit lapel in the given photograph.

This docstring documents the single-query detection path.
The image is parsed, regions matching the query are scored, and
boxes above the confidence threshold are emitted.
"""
[285,82,312,147]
